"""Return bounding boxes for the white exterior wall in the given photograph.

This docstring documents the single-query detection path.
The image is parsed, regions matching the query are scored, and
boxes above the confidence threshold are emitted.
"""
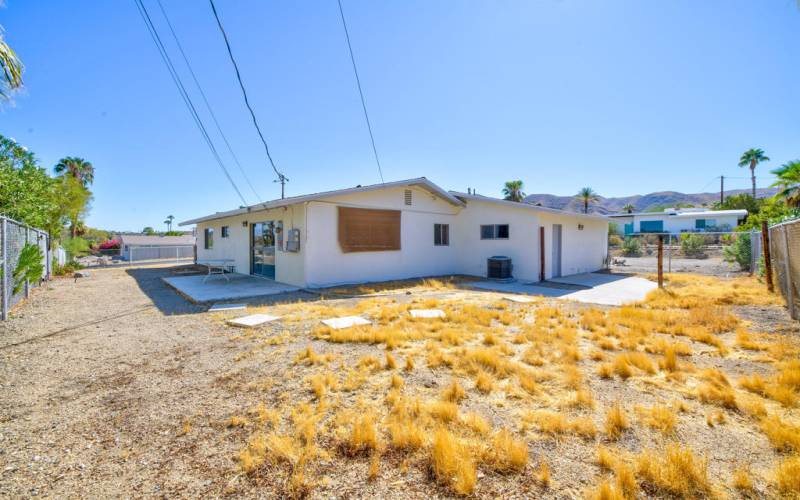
[613,214,743,234]
[303,186,461,288]
[195,204,307,287]
[451,199,541,281]
[538,212,608,278]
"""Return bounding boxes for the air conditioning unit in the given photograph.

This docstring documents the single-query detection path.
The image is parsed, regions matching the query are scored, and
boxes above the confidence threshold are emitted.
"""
[487,256,512,280]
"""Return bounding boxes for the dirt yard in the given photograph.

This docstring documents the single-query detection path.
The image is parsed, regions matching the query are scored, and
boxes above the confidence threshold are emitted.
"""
[1,266,798,498]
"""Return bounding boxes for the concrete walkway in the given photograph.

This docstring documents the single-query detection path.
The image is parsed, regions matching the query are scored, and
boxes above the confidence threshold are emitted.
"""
[467,272,657,306]
[162,274,299,304]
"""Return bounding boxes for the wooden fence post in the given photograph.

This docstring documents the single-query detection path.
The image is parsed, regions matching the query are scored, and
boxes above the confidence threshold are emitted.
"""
[657,235,664,288]
[761,221,773,293]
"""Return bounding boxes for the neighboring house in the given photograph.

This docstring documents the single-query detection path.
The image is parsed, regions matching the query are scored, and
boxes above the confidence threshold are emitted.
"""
[180,178,608,289]
[608,208,747,235]
[118,234,196,261]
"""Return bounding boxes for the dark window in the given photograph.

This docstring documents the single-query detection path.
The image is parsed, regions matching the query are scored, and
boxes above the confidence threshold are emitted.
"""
[204,228,214,249]
[695,219,705,229]
[434,224,449,246]
[480,224,509,240]
[497,224,509,239]
[221,226,230,238]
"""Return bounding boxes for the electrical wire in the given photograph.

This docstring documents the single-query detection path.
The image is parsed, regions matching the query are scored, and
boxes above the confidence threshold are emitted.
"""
[133,0,248,206]
[207,0,288,191]
[336,0,385,183]
[155,0,262,203]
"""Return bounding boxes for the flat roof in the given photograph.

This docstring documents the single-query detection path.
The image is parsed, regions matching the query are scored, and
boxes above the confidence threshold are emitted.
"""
[179,177,465,226]
[608,209,748,218]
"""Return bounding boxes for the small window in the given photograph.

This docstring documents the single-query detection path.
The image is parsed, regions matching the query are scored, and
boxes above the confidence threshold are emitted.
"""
[204,228,214,249]
[221,226,230,238]
[695,219,705,229]
[404,189,412,206]
[480,224,509,240]
[434,223,449,246]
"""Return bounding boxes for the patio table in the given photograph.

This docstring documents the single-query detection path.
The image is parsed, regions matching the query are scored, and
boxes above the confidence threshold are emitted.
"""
[198,259,236,283]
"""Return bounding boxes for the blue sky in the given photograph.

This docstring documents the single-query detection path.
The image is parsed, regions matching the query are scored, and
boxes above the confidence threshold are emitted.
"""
[2,0,798,231]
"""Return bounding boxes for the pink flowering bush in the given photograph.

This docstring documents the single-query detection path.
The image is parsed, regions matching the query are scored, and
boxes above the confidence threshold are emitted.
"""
[98,239,120,250]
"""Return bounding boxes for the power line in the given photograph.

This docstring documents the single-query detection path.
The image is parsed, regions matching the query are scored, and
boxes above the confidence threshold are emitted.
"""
[133,0,248,206]
[155,0,262,203]
[336,0,385,184]
[207,0,289,198]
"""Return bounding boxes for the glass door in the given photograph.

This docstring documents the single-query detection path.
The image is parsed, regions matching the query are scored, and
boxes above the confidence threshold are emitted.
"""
[251,221,276,279]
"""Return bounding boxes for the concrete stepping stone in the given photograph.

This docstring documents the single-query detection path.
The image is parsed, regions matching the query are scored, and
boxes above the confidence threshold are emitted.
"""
[321,316,371,329]
[503,295,536,303]
[409,309,446,319]
[227,314,281,328]
[208,303,247,312]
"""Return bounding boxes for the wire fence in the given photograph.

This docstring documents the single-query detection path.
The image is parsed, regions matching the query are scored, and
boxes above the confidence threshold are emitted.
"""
[608,231,759,277]
[768,219,799,320]
[128,245,195,265]
[1,216,51,320]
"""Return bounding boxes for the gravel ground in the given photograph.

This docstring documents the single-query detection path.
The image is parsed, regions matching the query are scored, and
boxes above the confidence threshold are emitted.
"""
[611,255,746,277]
[0,265,797,498]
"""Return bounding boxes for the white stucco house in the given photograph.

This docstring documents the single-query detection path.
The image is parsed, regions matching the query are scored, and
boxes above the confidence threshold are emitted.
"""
[179,178,609,289]
[608,208,747,235]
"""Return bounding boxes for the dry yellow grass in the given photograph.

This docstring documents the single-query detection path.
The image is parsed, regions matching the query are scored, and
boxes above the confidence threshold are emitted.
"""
[760,415,800,453]
[523,410,596,439]
[430,427,476,495]
[388,418,424,451]
[346,412,378,455]
[696,368,738,409]
[461,412,491,436]
[474,370,494,394]
[612,352,655,379]
[587,480,626,500]
[732,463,754,492]
[442,379,467,403]
[775,455,800,496]
[484,428,528,472]
[604,403,629,441]
[428,400,458,423]
[636,404,677,435]
[635,443,712,497]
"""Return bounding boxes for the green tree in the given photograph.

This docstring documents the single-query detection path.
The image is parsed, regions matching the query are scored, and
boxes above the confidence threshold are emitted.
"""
[142,226,156,235]
[502,180,525,202]
[723,233,752,271]
[622,203,635,213]
[54,156,94,186]
[738,148,770,199]
[712,193,760,214]
[0,135,59,233]
[0,24,23,100]
[164,215,175,232]
[58,175,93,238]
[771,160,800,207]
[576,187,599,214]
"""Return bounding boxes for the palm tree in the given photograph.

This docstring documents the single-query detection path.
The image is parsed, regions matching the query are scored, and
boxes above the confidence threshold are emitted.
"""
[54,157,94,186]
[164,215,175,232]
[0,30,23,100]
[576,187,599,214]
[502,180,525,202]
[622,203,635,214]
[738,148,770,199]
[771,160,800,207]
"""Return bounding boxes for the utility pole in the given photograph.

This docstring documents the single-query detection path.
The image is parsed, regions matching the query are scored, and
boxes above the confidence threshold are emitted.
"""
[274,174,289,199]
[719,175,724,205]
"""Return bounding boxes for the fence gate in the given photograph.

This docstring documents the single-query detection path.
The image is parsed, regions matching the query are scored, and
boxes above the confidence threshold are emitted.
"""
[768,219,800,320]
[1,216,51,321]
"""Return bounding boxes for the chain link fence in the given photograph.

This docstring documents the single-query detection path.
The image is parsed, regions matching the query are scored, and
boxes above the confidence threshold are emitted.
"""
[768,219,799,320]
[1,216,51,320]
[608,231,759,277]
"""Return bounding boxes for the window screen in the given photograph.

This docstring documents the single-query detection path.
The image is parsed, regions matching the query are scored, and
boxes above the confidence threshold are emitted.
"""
[434,224,449,246]
[338,207,401,252]
[480,224,509,239]
[221,226,230,238]
[204,228,214,249]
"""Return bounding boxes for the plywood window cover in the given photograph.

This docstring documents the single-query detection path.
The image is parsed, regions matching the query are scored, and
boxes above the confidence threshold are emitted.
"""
[338,206,401,253]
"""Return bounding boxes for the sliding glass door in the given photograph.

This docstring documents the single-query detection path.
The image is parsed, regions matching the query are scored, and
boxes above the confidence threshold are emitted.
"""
[251,221,275,279]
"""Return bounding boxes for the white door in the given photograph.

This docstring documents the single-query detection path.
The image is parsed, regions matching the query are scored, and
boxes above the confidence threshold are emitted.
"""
[552,224,562,278]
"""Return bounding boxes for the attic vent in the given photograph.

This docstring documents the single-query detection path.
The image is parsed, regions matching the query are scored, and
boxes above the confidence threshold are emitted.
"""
[404,189,412,206]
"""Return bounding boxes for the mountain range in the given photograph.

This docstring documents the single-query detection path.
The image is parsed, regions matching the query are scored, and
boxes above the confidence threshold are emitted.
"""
[523,188,779,215]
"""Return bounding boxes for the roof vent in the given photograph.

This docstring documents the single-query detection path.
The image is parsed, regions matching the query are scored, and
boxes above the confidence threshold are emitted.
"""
[404,189,412,206]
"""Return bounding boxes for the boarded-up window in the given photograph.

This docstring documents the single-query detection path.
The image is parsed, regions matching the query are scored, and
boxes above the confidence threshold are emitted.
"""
[338,207,401,253]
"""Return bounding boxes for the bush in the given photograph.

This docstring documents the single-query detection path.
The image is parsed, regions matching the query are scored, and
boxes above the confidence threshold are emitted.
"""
[98,239,120,250]
[680,234,706,258]
[62,237,90,259]
[609,235,623,247]
[723,233,751,271]
[53,260,83,276]
[622,237,641,256]
[12,244,44,294]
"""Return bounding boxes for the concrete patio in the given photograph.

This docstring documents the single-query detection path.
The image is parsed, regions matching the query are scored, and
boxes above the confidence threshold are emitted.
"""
[467,272,657,306]
[162,273,300,304]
